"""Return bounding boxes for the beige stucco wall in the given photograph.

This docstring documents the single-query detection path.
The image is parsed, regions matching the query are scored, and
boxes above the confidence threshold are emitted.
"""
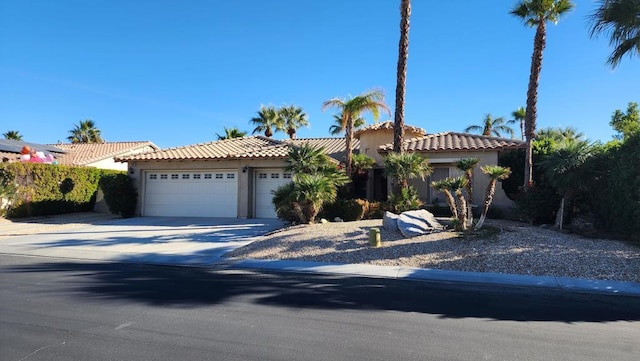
[357,129,424,166]
[128,158,288,218]
[406,151,514,210]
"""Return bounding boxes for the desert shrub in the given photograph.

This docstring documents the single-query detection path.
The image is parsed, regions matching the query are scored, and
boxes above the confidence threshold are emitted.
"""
[515,183,561,224]
[98,173,137,218]
[319,198,366,221]
[386,186,423,213]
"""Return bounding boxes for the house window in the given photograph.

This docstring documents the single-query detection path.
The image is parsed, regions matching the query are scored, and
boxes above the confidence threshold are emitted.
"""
[227,173,235,179]
[283,173,292,179]
[160,174,168,180]
[149,174,157,180]
[215,173,223,179]
[193,174,201,179]
[204,173,212,179]
[171,174,179,180]
[182,174,190,179]
[271,173,279,179]
[258,173,267,179]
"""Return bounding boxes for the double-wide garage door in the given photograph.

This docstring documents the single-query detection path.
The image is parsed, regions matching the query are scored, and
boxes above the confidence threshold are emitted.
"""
[144,171,238,217]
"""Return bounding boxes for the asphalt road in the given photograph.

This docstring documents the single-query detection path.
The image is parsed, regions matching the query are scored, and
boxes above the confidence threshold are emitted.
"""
[1,254,639,361]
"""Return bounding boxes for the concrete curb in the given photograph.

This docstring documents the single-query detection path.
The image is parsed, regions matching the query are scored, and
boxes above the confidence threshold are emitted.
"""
[228,258,640,297]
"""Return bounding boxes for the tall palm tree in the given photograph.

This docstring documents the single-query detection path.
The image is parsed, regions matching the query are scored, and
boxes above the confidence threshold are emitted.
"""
[589,0,640,68]
[393,0,411,154]
[322,89,390,175]
[511,107,526,140]
[475,165,512,230]
[216,126,247,140]
[511,0,574,190]
[3,130,23,141]
[328,113,365,135]
[278,105,309,139]
[250,105,282,138]
[67,119,104,143]
[464,114,515,138]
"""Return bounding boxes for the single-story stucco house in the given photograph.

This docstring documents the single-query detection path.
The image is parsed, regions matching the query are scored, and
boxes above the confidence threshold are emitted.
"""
[52,141,159,171]
[118,122,524,219]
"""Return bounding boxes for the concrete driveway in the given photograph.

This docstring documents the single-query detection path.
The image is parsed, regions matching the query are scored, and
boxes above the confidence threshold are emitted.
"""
[0,214,284,266]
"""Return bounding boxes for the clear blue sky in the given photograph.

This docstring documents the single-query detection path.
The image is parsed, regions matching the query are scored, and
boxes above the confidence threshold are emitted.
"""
[1,0,638,149]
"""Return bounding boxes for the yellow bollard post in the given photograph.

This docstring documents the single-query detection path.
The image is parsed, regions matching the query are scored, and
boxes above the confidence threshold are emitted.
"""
[369,228,381,247]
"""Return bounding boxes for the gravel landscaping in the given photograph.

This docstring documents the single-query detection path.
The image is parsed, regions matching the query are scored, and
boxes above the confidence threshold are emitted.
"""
[226,219,640,283]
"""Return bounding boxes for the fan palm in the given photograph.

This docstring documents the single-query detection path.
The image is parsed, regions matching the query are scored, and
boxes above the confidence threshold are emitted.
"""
[250,105,282,138]
[589,0,640,68]
[475,166,512,230]
[430,178,458,219]
[216,127,247,140]
[464,114,515,138]
[539,140,594,228]
[383,152,432,190]
[322,89,390,175]
[278,105,309,139]
[511,0,574,190]
[536,126,584,142]
[393,0,411,153]
[511,107,526,140]
[3,130,23,141]
[67,119,104,143]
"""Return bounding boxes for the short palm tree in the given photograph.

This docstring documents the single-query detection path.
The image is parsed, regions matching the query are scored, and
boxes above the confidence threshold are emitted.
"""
[589,0,640,68]
[322,89,390,175]
[250,105,282,138]
[216,127,247,140]
[464,114,515,138]
[278,105,309,139]
[539,140,594,228]
[383,152,432,190]
[3,130,23,141]
[448,176,470,231]
[511,107,526,140]
[456,158,480,227]
[475,165,512,230]
[430,178,458,219]
[511,0,575,190]
[328,113,365,135]
[351,153,375,176]
[67,119,104,143]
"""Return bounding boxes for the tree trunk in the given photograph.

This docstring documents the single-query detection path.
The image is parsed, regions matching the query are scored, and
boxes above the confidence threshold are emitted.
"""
[465,170,473,228]
[345,117,354,176]
[475,180,497,230]
[455,189,467,231]
[393,0,411,155]
[524,20,546,191]
[442,189,458,219]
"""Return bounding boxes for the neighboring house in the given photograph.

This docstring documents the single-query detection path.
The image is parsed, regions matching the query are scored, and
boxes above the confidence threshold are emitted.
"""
[52,141,159,171]
[0,139,66,163]
[118,123,524,219]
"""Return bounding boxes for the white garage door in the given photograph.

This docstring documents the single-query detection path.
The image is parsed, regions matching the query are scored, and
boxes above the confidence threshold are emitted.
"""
[144,171,238,217]
[255,169,292,218]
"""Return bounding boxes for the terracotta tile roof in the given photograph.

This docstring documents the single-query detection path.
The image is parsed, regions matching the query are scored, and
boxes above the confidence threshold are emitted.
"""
[117,136,292,161]
[379,132,525,153]
[285,137,358,162]
[52,141,159,165]
[354,121,426,138]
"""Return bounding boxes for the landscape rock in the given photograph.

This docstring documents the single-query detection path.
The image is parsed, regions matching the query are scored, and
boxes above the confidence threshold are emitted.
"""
[397,209,444,238]
[382,211,400,232]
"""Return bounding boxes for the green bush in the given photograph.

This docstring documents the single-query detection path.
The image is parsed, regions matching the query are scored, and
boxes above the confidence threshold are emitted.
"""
[386,186,423,213]
[319,199,365,221]
[98,173,137,218]
[514,183,561,224]
[1,163,103,218]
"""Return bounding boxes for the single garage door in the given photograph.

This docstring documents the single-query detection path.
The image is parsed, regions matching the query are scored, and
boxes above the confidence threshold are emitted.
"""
[255,169,292,218]
[144,171,238,217]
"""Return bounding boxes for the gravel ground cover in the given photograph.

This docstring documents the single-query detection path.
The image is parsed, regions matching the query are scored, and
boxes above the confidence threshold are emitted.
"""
[226,219,640,283]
